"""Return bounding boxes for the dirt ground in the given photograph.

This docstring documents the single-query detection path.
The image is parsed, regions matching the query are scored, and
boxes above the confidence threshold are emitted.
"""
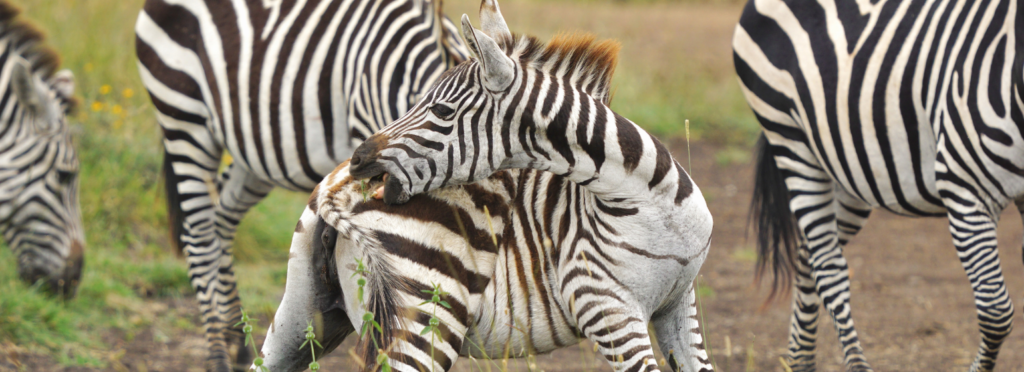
[6,139,1024,372]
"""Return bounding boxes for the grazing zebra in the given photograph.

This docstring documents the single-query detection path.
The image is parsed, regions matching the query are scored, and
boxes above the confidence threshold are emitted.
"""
[734,0,1024,370]
[0,3,82,298]
[257,1,714,371]
[134,0,468,369]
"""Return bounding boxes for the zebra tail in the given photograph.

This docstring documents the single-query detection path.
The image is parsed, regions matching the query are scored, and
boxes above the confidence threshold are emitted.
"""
[162,150,185,257]
[748,133,798,304]
[358,244,409,369]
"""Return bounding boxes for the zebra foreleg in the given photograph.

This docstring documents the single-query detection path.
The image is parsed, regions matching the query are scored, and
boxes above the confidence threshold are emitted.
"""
[652,283,713,372]
[213,162,275,369]
[944,198,1013,372]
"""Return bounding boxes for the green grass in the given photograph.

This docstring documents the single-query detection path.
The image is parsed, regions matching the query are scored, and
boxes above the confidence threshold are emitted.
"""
[1,0,759,367]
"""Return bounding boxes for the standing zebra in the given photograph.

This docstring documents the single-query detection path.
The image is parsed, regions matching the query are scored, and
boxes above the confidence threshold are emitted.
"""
[734,0,1024,370]
[134,0,468,369]
[258,1,714,371]
[0,2,82,298]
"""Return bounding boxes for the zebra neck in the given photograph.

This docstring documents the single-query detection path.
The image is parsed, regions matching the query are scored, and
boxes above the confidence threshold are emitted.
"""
[504,94,688,205]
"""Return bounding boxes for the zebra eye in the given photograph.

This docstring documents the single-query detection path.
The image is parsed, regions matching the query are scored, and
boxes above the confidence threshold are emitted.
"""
[429,104,455,119]
[56,169,75,185]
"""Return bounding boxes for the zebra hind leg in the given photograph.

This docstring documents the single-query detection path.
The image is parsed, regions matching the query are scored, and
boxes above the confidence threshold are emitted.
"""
[786,192,872,371]
[161,142,235,372]
[786,243,819,372]
[651,283,713,372]
[570,290,661,371]
[945,198,1014,372]
[212,162,275,370]
[784,170,872,372]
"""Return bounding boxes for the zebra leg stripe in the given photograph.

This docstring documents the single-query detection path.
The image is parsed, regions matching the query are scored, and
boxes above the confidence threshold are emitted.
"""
[212,163,275,367]
[567,279,661,372]
[785,192,871,371]
[786,244,819,372]
[652,285,713,372]
[943,204,1014,371]
[161,123,234,371]
[783,161,872,372]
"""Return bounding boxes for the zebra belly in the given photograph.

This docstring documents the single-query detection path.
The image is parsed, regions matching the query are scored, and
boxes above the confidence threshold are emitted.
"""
[828,143,946,217]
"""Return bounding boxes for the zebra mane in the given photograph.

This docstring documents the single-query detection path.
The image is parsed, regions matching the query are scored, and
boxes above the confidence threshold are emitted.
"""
[0,1,75,110]
[505,32,620,105]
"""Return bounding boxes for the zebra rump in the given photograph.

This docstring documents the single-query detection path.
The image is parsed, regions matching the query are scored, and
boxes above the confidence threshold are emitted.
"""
[0,1,83,298]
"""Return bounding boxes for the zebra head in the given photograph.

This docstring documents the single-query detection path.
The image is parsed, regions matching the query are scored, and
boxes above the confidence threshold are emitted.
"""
[2,56,83,298]
[349,0,522,204]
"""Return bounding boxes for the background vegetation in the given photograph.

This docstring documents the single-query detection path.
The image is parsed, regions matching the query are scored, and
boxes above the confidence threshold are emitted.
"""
[0,0,757,368]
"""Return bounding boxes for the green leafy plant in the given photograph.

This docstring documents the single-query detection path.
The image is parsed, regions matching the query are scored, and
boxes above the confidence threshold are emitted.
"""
[419,283,452,372]
[234,309,267,372]
[299,320,323,371]
[352,257,391,372]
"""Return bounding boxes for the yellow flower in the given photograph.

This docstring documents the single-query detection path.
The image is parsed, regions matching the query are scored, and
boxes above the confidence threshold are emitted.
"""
[122,88,134,99]
[222,153,233,165]
[91,101,104,112]
[83,63,93,73]
[99,85,112,95]
[111,104,123,115]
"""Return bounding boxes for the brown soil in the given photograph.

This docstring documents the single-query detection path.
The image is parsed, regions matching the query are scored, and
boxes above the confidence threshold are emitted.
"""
[7,140,1023,372]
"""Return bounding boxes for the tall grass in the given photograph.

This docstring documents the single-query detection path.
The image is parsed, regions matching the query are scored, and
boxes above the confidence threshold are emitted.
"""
[1,0,757,367]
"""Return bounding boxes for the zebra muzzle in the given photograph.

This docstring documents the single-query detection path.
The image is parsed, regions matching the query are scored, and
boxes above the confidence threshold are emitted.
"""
[349,134,391,179]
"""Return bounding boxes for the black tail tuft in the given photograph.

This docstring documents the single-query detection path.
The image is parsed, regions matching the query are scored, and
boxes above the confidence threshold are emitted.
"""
[163,151,185,257]
[748,134,799,302]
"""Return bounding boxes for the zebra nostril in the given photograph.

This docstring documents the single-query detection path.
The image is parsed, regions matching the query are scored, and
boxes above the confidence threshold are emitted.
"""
[350,155,362,166]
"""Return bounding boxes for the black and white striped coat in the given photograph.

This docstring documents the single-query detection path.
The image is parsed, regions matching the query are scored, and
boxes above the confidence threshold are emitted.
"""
[734,0,1024,370]
[134,0,468,370]
[0,2,82,298]
[260,1,714,371]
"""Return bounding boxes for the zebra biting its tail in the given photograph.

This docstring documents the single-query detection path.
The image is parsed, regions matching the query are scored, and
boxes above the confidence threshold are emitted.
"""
[135,0,468,370]
[0,2,82,298]
[735,0,1024,370]
[259,1,714,371]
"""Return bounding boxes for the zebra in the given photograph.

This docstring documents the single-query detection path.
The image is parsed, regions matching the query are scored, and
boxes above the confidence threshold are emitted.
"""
[257,1,714,371]
[0,2,82,298]
[734,0,1024,370]
[134,0,468,369]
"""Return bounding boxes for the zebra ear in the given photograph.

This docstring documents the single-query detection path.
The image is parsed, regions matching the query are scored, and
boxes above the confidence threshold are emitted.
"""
[460,14,514,92]
[479,0,511,43]
[49,69,75,100]
[11,58,44,116]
